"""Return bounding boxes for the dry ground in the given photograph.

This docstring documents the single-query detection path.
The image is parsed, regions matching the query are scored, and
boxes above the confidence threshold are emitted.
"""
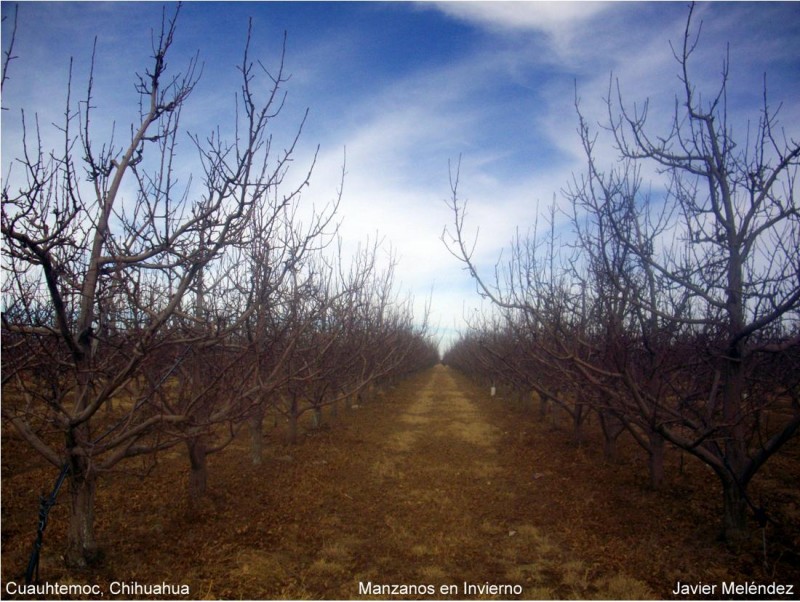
[1,364,799,599]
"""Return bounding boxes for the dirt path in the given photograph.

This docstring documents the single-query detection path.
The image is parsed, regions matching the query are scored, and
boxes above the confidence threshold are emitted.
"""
[0,365,650,600]
[347,364,522,594]
[8,364,790,599]
[213,365,651,599]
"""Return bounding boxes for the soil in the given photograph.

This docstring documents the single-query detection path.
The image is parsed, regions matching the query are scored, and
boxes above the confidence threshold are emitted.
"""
[2,364,799,599]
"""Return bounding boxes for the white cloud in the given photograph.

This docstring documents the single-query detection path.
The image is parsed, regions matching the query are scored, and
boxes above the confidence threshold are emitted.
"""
[4,1,798,354]
[428,1,617,66]
[429,1,611,34]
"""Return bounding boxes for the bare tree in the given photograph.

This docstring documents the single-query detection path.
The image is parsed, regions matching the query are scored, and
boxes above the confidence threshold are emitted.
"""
[444,4,799,541]
[272,238,437,444]
[573,3,799,539]
[1,7,322,565]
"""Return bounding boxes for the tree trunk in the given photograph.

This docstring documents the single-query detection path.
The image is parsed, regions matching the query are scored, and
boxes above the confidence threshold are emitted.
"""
[600,420,617,462]
[721,475,749,542]
[188,260,209,504]
[604,435,616,462]
[648,431,665,490]
[599,413,623,462]
[311,406,322,429]
[539,393,549,420]
[248,407,265,466]
[287,397,299,444]
[720,239,748,542]
[187,436,208,504]
[65,468,98,568]
[572,403,585,447]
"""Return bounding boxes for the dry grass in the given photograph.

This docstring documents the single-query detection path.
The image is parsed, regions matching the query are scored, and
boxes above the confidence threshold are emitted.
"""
[1,364,798,600]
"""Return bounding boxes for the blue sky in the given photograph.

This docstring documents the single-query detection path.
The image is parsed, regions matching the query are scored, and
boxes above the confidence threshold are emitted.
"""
[3,2,799,351]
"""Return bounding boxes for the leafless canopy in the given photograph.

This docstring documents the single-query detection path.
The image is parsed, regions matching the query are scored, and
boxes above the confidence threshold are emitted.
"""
[443,3,799,542]
[2,6,437,568]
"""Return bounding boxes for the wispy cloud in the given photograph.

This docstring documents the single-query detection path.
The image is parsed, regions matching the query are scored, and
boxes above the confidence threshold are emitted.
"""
[428,1,611,35]
[3,2,798,352]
